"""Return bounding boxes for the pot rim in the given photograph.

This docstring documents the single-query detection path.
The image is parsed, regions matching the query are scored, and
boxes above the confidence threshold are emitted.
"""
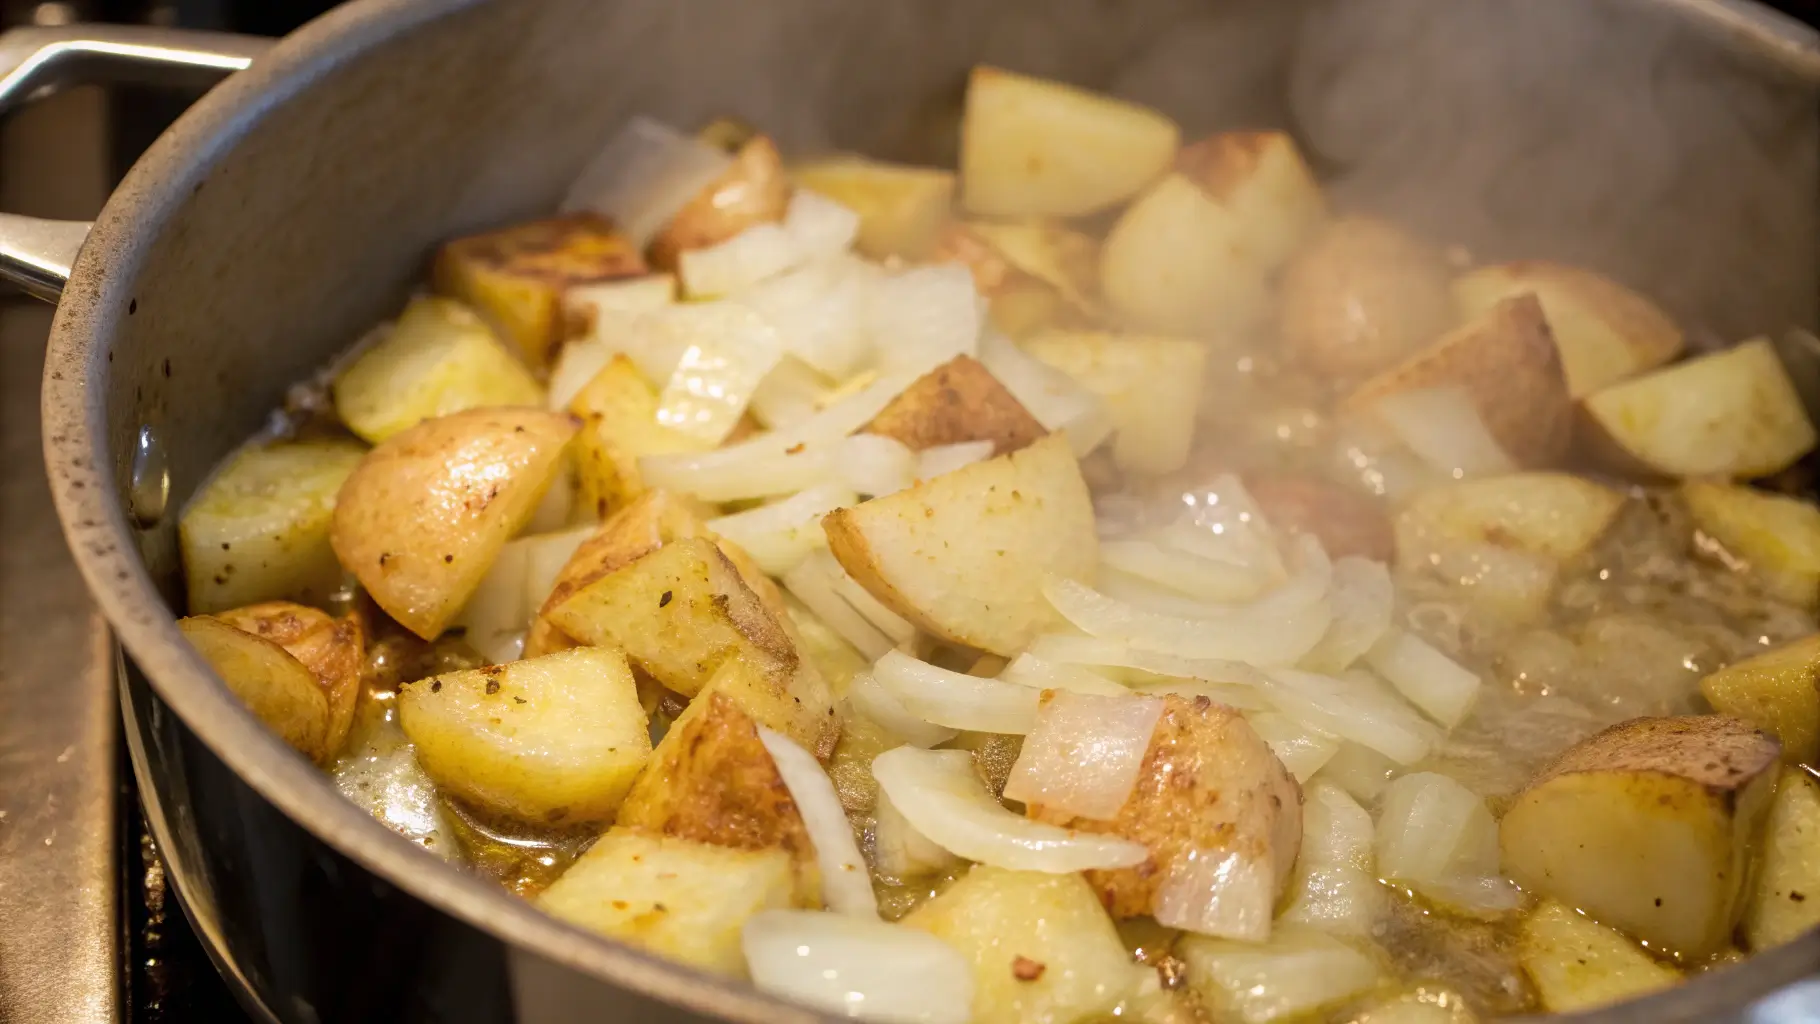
[37,0,1820,1021]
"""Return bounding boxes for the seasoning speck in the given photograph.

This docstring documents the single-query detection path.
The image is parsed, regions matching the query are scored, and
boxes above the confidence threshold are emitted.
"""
[1012,956,1045,982]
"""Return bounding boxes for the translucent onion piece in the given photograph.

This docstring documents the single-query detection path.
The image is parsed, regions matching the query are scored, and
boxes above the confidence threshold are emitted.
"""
[868,264,983,377]
[547,339,613,413]
[751,356,834,431]
[524,469,576,534]
[977,332,1114,456]
[451,538,531,662]
[836,433,918,498]
[783,190,863,262]
[1178,926,1382,1024]
[520,525,597,610]
[707,484,855,576]
[784,554,897,660]
[871,650,1041,734]
[680,222,802,298]
[1315,742,1399,803]
[1166,474,1287,581]
[745,261,870,380]
[996,654,1130,697]
[1364,629,1482,728]
[1093,573,1249,619]
[1025,634,1270,693]
[1277,783,1384,938]
[1372,386,1516,480]
[1244,711,1339,782]
[1100,538,1271,604]
[916,440,995,482]
[1131,679,1274,713]
[869,746,1150,872]
[1003,691,1163,820]
[557,275,679,405]
[1261,670,1437,765]
[1374,772,1518,917]
[654,304,784,444]
[1155,848,1278,941]
[872,790,961,880]
[759,728,880,918]
[742,910,972,1024]
[1302,557,1395,673]
[824,555,917,646]
[561,116,731,246]
[849,671,957,748]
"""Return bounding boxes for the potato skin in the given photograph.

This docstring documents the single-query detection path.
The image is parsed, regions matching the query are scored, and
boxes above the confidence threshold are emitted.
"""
[178,615,331,762]
[863,354,1048,455]
[1699,634,1820,767]
[647,134,790,270]
[1279,216,1456,379]
[215,601,365,756]
[1244,472,1394,562]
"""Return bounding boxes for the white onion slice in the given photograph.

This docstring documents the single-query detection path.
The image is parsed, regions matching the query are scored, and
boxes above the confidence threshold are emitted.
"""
[759,728,879,918]
[1166,474,1288,581]
[836,433,917,498]
[1180,926,1383,1023]
[783,190,862,262]
[1024,634,1270,692]
[1244,711,1340,783]
[1261,670,1437,766]
[680,222,801,298]
[1372,386,1516,479]
[1100,539,1271,604]
[871,790,961,880]
[653,303,783,444]
[524,468,575,534]
[977,332,1113,456]
[556,275,680,407]
[547,340,613,414]
[870,746,1150,872]
[742,910,972,1024]
[452,539,531,662]
[872,650,1040,734]
[1131,679,1274,712]
[825,559,917,647]
[867,264,982,377]
[1315,742,1399,803]
[1155,848,1278,941]
[520,525,596,610]
[784,554,896,661]
[1375,772,1519,917]
[561,116,731,246]
[1301,557,1394,674]
[849,671,957,748]
[996,654,1130,697]
[916,440,995,482]
[750,357,833,431]
[745,261,870,380]
[1365,629,1482,729]
[707,484,854,576]
[1003,691,1163,820]
[1277,783,1384,938]
[1093,573,1249,619]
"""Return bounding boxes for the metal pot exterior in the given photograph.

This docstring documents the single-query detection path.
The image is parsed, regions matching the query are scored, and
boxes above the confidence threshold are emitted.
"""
[22,0,1820,1020]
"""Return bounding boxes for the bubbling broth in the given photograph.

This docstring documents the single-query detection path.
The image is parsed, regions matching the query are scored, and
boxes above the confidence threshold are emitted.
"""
[170,60,1819,1024]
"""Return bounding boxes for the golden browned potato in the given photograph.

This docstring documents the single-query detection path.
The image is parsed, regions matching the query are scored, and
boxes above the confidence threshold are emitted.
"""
[214,601,364,756]
[790,156,955,260]
[545,536,796,696]
[1682,481,1820,609]
[959,66,1179,219]
[1028,696,1301,936]
[1744,767,1820,949]
[1454,261,1683,398]
[1022,331,1206,475]
[537,828,795,976]
[1279,216,1457,379]
[1395,473,1627,564]
[822,433,1097,656]
[433,212,647,367]
[397,647,651,826]
[1699,635,1820,766]
[616,691,820,905]
[862,354,1048,455]
[1499,715,1782,959]
[330,407,577,640]
[1582,338,1816,480]
[1344,294,1573,468]
[331,296,543,444]
[178,615,331,762]
[180,438,365,615]
[1518,899,1681,1013]
[693,652,839,760]
[567,355,712,521]
[647,133,790,271]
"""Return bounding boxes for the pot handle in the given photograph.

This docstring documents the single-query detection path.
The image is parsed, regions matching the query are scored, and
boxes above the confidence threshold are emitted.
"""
[0,25,272,301]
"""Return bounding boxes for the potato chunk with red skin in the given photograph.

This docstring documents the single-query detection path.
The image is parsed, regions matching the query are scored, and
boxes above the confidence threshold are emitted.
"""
[1028,695,1302,933]
[1243,472,1395,562]
[862,355,1049,455]
[215,601,364,756]
[647,134,790,271]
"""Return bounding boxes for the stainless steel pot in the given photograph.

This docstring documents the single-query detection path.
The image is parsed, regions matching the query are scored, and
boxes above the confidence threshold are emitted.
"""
[3,1,1819,1021]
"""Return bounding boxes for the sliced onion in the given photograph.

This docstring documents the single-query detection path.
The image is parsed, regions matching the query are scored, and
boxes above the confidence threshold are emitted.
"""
[872,650,1040,734]
[1260,670,1437,766]
[1025,634,1270,692]
[1277,783,1384,938]
[916,441,995,482]
[783,190,862,262]
[836,433,917,498]
[1165,474,1288,581]
[977,332,1113,456]
[1093,573,1251,619]
[547,340,613,413]
[1179,926,1383,1023]
[1156,848,1278,941]
[1314,742,1399,802]
[996,654,1130,697]
[1003,691,1163,820]
[653,303,783,444]
[1100,538,1271,604]
[520,525,597,610]
[1372,386,1516,480]
[759,728,879,918]
[525,467,576,533]
[745,260,870,380]
[452,539,531,662]
[1374,772,1519,917]
[1301,557,1394,674]
[871,790,961,880]
[707,484,855,576]
[1130,678,1275,712]
[868,264,983,377]
[784,554,896,660]
[557,274,679,404]
[1244,711,1340,783]
[849,671,957,748]
[742,910,972,1024]
[870,746,1150,872]
[824,557,917,647]
[561,116,731,246]
[680,222,801,298]
[1365,629,1482,729]
[751,356,835,431]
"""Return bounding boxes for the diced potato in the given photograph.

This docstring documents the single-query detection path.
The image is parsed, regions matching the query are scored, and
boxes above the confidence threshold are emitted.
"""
[1582,338,1816,479]
[862,354,1048,455]
[1453,261,1683,398]
[790,157,955,259]
[1744,767,1820,949]
[180,438,365,614]
[961,220,1100,311]
[537,828,794,976]
[616,691,819,905]
[1027,696,1301,937]
[1279,216,1457,379]
[1243,472,1394,563]
[1499,715,1782,959]
[902,865,1139,1024]
[822,434,1097,656]
[330,407,576,640]
[331,296,543,444]
[546,536,796,697]
[397,647,650,826]
[1345,294,1572,468]
[178,615,331,762]
[696,652,840,761]
[1700,635,1820,767]
[1683,481,1820,609]
[960,66,1179,219]
[214,601,364,755]
[1022,331,1206,475]
[1101,132,1324,337]
[1395,473,1626,566]
[567,355,712,521]
[433,212,647,367]
[1176,925,1384,1024]
[1518,900,1681,1013]
[647,133,790,271]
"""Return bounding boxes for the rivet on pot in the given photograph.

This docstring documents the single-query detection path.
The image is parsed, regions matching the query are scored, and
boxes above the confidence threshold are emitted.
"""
[128,424,169,528]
